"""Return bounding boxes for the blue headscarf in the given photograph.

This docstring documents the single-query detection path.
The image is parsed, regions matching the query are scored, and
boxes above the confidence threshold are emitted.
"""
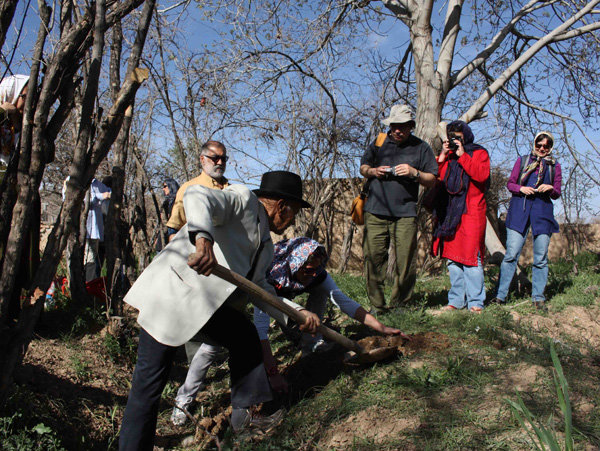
[267,237,328,297]
[433,121,487,238]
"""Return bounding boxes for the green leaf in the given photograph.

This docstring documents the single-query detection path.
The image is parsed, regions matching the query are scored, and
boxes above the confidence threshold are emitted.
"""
[33,423,52,435]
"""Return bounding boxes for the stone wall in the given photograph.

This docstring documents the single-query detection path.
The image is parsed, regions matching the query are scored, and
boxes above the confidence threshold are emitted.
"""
[281,178,600,274]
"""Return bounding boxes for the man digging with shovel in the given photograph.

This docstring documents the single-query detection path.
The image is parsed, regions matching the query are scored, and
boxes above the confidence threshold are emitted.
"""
[119,171,320,450]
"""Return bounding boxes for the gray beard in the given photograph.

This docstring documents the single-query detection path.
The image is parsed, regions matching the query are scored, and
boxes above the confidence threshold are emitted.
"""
[205,167,225,179]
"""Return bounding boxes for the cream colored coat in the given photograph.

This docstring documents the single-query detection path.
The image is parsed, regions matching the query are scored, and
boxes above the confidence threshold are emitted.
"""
[124,184,300,346]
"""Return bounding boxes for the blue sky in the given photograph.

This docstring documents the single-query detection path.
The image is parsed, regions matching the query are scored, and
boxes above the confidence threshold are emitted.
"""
[3,0,599,221]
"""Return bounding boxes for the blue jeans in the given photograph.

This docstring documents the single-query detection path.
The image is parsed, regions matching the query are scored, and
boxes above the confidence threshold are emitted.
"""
[496,228,550,302]
[447,257,485,309]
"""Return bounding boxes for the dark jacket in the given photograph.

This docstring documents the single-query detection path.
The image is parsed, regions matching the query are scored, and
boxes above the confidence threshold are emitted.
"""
[505,156,561,236]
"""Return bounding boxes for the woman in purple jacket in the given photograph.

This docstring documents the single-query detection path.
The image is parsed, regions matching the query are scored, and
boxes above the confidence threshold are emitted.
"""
[492,132,562,309]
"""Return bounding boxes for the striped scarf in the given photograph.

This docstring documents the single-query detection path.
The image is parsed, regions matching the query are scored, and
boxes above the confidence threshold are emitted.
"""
[519,154,556,188]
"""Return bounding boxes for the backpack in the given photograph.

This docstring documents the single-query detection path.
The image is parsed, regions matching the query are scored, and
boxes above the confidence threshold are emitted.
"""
[350,133,387,225]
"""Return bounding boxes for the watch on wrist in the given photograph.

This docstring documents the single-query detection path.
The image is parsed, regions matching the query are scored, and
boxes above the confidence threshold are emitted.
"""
[413,170,420,180]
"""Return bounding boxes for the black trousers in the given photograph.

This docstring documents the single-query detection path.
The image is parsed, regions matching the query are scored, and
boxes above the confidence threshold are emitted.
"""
[119,302,266,451]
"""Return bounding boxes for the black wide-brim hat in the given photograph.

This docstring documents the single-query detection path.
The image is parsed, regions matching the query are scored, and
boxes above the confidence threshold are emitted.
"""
[252,170,312,208]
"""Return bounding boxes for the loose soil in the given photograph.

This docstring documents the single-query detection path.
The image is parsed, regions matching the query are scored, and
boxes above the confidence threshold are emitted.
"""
[358,331,452,356]
[322,406,420,449]
[511,304,600,353]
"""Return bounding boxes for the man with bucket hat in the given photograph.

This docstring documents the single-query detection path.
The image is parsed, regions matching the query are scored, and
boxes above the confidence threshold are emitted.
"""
[359,104,438,312]
[119,171,319,449]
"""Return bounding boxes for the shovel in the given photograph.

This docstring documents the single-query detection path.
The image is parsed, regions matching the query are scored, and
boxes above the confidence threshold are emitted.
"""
[211,264,397,365]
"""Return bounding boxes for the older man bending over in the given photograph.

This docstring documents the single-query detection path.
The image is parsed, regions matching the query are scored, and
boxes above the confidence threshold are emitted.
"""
[119,171,319,450]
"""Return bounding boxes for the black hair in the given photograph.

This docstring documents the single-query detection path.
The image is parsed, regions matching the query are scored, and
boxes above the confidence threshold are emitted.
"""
[535,133,553,148]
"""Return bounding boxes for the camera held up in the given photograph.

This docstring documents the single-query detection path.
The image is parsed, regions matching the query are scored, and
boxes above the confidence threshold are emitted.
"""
[448,133,463,152]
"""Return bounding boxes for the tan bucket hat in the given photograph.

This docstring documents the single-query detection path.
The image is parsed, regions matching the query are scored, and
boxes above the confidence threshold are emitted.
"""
[381,104,415,127]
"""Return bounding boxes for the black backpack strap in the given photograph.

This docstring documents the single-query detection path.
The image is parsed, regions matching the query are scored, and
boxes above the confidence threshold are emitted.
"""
[518,155,528,185]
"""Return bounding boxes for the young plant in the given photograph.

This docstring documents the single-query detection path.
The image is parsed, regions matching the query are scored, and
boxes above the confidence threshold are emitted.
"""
[70,355,91,382]
[505,341,574,451]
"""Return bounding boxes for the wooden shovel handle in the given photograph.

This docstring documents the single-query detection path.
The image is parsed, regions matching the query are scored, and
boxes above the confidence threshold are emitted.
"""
[211,264,364,355]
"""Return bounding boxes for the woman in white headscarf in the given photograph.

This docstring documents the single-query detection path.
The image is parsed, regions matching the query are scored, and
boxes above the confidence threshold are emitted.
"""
[0,75,29,114]
[0,74,30,166]
[0,74,37,321]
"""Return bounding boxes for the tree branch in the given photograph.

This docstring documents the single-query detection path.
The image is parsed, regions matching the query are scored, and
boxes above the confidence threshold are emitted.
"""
[451,0,547,87]
[437,0,463,87]
[461,0,600,123]
[478,65,600,185]
[551,21,600,41]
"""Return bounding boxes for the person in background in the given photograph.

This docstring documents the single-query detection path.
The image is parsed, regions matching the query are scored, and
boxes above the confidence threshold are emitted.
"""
[432,121,490,313]
[359,104,438,313]
[84,178,111,281]
[161,177,180,220]
[0,74,29,168]
[154,177,180,251]
[171,237,409,426]
[166,141,228,240]
[491,132,561,310]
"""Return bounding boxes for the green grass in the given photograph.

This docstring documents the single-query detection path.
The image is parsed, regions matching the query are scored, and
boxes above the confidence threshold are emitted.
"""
[258,253,600,450]
[69,354,92,382]
[6,252,600,450]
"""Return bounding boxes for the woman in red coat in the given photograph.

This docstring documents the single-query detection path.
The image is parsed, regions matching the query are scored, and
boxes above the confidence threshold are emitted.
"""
[432,121,490,312]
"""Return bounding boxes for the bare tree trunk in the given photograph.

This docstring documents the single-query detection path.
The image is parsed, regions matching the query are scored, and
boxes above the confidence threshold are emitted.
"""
[0,0,155,406]
[104,19,126,316]
[336,222,355,274]
[0,0,51,320]
[131,144,164,250]
[68,187,92,306]
[130,153,152,272]
[0,149,19,265]
[0,0,19,51]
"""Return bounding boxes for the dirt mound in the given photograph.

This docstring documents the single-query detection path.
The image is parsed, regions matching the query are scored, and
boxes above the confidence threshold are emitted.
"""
[358,331,452,356]
[511,304,600,353]
[321,406,419,449]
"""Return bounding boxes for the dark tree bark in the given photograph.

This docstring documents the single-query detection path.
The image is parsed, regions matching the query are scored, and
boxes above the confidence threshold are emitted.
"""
[104,19,128,317]
[0,0,51,321]
[0,0,19,51]
[68,190,92,309]
[0,0,155,406]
